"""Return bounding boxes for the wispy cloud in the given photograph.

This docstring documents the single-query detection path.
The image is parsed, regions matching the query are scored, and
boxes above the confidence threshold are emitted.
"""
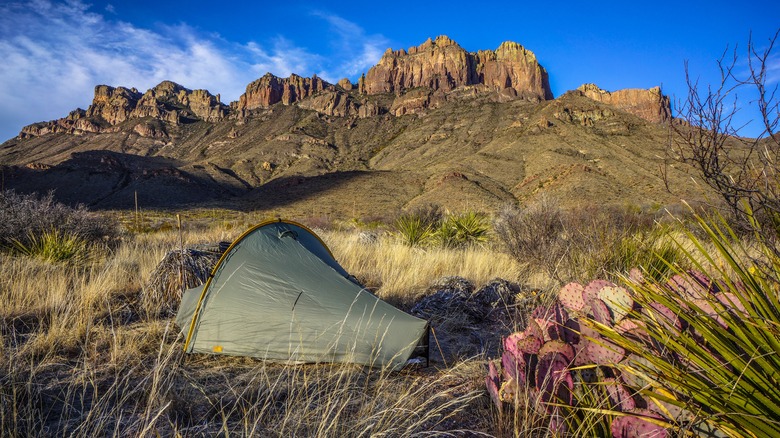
[0,1,386,141]
[311,11,390,78]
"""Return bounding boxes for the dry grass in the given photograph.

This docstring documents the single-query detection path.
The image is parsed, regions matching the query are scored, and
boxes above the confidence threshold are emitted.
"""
[322,230,524,307]
[0,216,513,437]
[3,207,748,436]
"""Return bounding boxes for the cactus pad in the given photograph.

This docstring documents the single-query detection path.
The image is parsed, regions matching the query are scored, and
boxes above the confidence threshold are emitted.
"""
[604,377,636,411]
[486,361,502,409]
[691,298,728,329]
[584,279,614,302]
[536,352,573,406]
[590,298,613,325]
[517,334,542,355]
[502,350,525,383]
[611,409,668,438]
[504,332,524,358]
[558,282,586,313]
[647,301,686,331]
[715,292,747,315]
[598,284,633,323]
[586,337,626,365]
[562,318,580,344]
[538,340,575,363]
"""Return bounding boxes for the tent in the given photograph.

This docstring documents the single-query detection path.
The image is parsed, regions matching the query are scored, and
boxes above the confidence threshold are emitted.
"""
[175,219,429,370]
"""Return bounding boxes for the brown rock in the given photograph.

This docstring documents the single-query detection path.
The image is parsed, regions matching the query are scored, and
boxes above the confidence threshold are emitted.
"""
[360,35,552,101]
[576,84,671,123]
[475,41,553,100]
[357,100,381,118]
[297,90,359,117]
[236,73,333,115]
[86,85,142,125]
[337,78,354,90]
[131,81,226,123]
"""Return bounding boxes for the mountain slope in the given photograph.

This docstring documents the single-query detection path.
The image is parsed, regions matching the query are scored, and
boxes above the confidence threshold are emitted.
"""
[0,36,710,217]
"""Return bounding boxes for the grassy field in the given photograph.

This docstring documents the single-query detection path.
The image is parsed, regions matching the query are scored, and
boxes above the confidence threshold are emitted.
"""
[2,201,776,437]
[0,210,529,437]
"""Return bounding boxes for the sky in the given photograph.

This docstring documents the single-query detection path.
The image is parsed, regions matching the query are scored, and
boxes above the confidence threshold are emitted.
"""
[0,0,778,142]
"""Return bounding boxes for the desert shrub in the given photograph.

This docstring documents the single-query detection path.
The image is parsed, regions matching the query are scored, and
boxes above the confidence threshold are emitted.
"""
[10,229,90,263]
[394,205,442,247]
[434,212,490,248]
[495,199,685,283]
[494,197,566,277]
[0,190,117,250]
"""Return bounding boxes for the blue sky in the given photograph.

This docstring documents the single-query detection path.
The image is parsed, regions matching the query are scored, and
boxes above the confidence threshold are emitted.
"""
[0,0,778,142]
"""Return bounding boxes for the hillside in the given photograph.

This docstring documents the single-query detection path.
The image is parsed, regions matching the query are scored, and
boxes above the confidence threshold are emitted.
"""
[0,35,709,217]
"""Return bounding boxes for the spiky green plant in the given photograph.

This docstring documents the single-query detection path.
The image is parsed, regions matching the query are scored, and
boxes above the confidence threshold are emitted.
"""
[394,214,436,247]
[593,210,780,437]
[435,212,490,249]
[11,229,90,263]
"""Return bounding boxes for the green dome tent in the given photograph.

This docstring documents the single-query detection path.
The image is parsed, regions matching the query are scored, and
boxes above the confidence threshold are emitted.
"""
[176,219,429,370]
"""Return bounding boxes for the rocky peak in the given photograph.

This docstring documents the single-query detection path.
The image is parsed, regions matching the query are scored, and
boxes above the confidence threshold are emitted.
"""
[131,81,227,123]
[360,35,552,102]
[86,85,142,125]
[575,84,671,123]
[19,81,228,139]
[234,73,333,115]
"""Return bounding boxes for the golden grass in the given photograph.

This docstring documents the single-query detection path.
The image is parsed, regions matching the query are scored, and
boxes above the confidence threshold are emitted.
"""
[322,230,524,303]
[0,217,509,436]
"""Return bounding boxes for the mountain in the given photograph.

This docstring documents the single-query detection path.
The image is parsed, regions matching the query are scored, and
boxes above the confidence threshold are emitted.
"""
[0,35,708,217]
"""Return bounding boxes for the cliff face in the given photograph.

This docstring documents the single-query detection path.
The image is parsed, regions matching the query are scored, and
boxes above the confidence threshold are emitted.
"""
[234,73,332,115]
[576,84,671,123]
[16,36,674,141]
[20,82,228,138]
[359,36,553,101]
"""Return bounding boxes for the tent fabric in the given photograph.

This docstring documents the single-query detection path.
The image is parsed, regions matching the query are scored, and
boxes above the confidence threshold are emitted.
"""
[175,219,428,370]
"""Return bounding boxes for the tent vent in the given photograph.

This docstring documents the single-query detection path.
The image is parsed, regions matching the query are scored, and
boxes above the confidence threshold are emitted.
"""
[279,230,298,240]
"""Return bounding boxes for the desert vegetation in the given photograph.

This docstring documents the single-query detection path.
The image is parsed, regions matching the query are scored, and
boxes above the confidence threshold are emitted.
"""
[5,186,776,436]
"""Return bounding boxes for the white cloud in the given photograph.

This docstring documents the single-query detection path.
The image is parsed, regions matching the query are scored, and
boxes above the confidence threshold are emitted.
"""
[311,11,390,79]
[0,1,387,142]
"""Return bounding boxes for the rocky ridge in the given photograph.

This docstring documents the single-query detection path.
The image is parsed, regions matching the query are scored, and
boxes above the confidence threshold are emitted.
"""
[20,81,228,139]
[16,36,672,140]
[575,83,671,123]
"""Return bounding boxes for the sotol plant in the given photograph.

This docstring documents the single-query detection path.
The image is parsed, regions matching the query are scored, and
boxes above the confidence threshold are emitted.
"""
[488,210,780,437]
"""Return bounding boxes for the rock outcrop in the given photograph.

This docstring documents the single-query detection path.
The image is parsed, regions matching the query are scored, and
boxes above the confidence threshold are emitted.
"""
[359,36,552,101]
[234,73,332,115]
[576,84,671,123]
[297,90,359,118]
[19,82,228,138]
[86,85,142,125]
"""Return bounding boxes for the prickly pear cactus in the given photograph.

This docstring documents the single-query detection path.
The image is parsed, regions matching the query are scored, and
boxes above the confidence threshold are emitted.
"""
[487,275,689,437]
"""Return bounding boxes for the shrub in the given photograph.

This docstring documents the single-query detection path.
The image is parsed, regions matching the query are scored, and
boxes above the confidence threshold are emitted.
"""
[394,205,442,247]
[435,212,490,248]
[0,190,117,251]
[495,199,685,283]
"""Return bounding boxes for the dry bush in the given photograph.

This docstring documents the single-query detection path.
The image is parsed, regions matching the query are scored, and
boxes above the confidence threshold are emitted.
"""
[495,199,690,285]
[142,249,222,317]
[0,190,118,249]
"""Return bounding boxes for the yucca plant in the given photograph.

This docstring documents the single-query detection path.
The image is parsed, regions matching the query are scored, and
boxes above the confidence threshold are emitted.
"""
[435,212,490,249]
[394,214,436,247]
[11,229,90,263]
[592,209,780,437]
